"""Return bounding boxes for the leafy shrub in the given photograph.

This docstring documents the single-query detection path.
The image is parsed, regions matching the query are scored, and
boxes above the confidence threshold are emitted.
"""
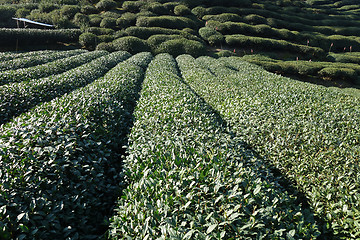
[100,17,117,29]
[79,32,99,49]
[116,13,136,29]
[243,14,267,24]
[102,10,121,19]
[0,5,16,21]
[125,26,182,39]
[0,51,109,123]
[109,53,319,239]
[181,0,204,8]
[87,26,114,35]
[89,14,102,27]
[0,49,84,73]
[95,41,115,51]
[136,16,198,30]
[81,4,98,14]
[163,2,179,12]
[0,28,81,45]
[73,13,89,28]
[98,34,114,42]
[95,0,117,11]
[203,13,242,23]
[39,3,59,13]
[180,56,360,238]
[319,67,357,81]
[143,2,169,15]
[174,4,191,16]
[0,52,154,239]
[215,49,236,57]
[112,36,151,53]
[191,6,206,18]
[156,38,206,57]
[199,27,224,45]
[15,8,31,18]
[60,5,80,19]
[122,1,144,13]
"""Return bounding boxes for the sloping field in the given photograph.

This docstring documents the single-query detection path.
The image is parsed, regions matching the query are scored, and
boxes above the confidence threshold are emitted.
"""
[0,50,359,239]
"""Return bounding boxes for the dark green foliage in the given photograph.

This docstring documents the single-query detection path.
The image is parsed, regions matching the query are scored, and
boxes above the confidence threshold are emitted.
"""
[81,4,98,14]
[0,5,16,21]
[112,36,151,53]
[101,10,121,19]
[79,32,99,49]
[109,54,320,239]
[100,17,116,29]
[199,27,224,46]
[174,4,191,16]
[95,41,115,51]
[136,15,199,30]
[143,2,169,15]
[203,13,242,23]
[163,2,179,12]
[182,55,360,238]
[60,4,80,19]
[156,38,206,57]
[98,34,114,42]
[73,13,89,28]
[125,26,182,39]
[122,1,144,13]
[225,34,325,58]
[89,14,102,27]
[87,26,114,35]
[39,3,59,13]
[191,6,206,18]
[319,67,357,81]
[0,28,81,46]
[215,49,236,57]
[0,52,154,239]
[15,8,31,18]
[95,0,117,11]
[0,51,111,124]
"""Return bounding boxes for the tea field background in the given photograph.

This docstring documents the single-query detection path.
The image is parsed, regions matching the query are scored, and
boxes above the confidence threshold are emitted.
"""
[0,0,359,239]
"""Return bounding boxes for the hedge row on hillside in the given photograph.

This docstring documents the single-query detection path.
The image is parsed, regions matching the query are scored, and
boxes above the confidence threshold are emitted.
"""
[0,50,104,85]
[0,28,81,45]
[241,54,360,84]
[177,55,360,238]
[0,51,132,125]
[0,52,153,239]
[109,53,320,239]
[0,49,85,72]
[225,34,325,58]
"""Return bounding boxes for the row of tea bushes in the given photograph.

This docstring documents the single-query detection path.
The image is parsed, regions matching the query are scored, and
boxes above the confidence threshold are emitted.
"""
[0,49,85,72]
[0,52,153,239]
[0,50,58,62]
[109,54,320,239]
[0,28,82,46]
[0,51,131,125]
[0,50,105,85]
[176,55,360,239]
[241,54,360,84]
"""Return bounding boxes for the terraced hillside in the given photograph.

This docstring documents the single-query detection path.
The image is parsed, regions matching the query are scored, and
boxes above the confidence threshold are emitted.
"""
[0,49,358,239]
[1,0,360,87]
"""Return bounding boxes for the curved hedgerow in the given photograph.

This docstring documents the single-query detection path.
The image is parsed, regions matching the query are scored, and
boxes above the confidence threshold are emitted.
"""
[155,38,206,57]
[0,52,153,240]
[177,55,360,238]
[0,49,85,72]
[0,51,132,125]
[0,50,106,85]
[0,50,58,62]
[109,53,320,239]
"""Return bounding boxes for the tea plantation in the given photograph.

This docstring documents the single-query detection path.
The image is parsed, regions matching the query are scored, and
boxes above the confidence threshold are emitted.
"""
[0,49,357,239]
[0,0,360,239]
